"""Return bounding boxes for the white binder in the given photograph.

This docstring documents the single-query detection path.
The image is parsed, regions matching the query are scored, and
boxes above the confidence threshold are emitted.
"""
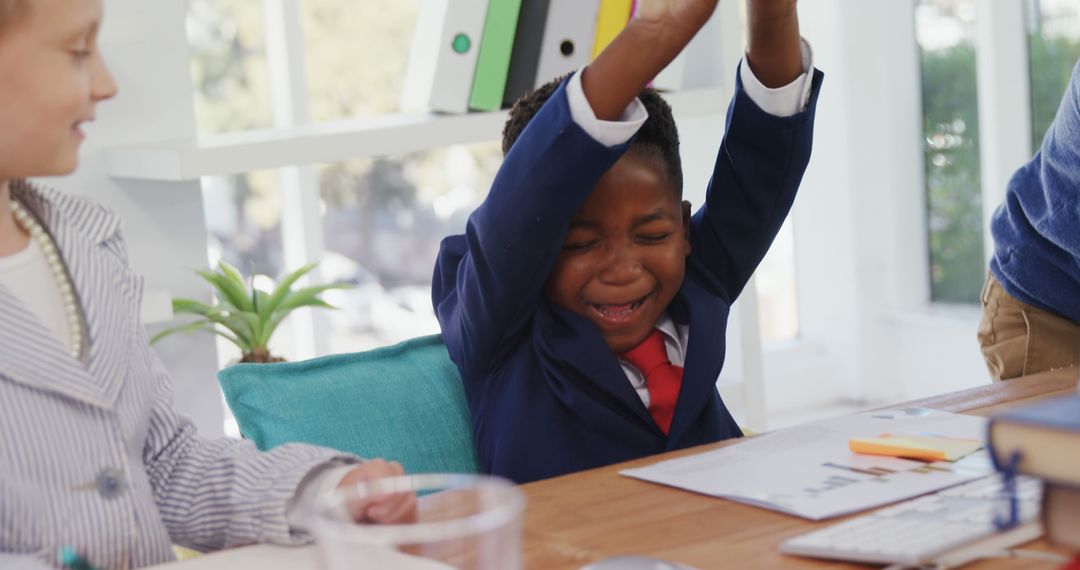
[402,0,492,114]
[532,0,600,88]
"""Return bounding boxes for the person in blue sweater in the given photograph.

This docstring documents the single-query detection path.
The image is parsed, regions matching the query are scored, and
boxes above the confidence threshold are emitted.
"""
[980,60,1080,381]
[433,0,822,483]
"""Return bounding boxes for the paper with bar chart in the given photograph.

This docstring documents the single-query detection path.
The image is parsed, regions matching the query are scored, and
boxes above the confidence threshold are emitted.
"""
[620,408,994,520]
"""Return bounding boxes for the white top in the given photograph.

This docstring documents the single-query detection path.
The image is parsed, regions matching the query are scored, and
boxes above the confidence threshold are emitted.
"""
[0,238,73,352]
[564,41,817,406]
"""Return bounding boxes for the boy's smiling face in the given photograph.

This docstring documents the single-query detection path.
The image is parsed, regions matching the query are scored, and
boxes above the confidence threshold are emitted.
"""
[545,151,691,353]
[0,0,116,180]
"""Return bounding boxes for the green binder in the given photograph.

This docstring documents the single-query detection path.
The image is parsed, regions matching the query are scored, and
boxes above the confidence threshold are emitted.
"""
[470,0,524,111]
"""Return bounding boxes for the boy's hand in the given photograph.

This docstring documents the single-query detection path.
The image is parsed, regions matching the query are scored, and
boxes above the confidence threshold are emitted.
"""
[583,0,720,120]
[337,459,418,524]
[634,0,720,45]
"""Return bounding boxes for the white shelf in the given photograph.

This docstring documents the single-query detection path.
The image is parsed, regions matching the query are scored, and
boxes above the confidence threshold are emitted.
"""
[105,88,727,182]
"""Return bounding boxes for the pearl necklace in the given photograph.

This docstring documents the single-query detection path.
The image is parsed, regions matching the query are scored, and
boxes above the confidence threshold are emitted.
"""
[9,199,83,359]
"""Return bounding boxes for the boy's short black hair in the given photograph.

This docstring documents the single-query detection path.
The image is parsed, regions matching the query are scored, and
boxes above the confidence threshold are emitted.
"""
[501,74,684,193]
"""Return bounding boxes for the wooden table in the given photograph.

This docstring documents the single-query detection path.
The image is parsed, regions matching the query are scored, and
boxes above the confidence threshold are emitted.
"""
[519,367,1079,569]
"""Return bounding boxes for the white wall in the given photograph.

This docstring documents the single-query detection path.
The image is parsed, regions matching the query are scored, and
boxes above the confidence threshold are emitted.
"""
[785,0,994,413]
[629,0,1003,423]
[43,0,224,436]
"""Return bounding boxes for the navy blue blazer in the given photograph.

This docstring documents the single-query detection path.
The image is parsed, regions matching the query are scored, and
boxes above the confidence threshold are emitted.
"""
[433,68,824,483]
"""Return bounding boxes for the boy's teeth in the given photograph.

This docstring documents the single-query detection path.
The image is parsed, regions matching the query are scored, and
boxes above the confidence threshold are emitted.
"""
[595,299,644,317]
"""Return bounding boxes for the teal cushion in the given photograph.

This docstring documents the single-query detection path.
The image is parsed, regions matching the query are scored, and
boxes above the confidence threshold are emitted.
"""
[218,334,479,474]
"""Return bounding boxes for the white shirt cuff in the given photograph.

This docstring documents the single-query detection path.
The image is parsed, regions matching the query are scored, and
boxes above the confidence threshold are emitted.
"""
[739,38,815,118]
[286,463,355,531]
[565,66,649,148]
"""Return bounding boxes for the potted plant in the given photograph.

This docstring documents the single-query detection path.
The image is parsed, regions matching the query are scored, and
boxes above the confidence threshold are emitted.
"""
[152,261,349,363]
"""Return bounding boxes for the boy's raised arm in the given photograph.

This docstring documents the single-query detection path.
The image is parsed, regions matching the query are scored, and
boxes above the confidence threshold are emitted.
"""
[692,0,820,300]
[746,0,802,88]
[434,0,720,375]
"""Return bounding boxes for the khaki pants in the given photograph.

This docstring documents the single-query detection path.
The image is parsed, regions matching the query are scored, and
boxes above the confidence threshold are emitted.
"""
[978,274,1080,381]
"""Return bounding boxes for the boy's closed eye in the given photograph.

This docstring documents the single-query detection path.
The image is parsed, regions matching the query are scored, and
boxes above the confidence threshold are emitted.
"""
[634,216,679,244]
[562,221,600,252]
[562,237,598,252]
[637,231,673,244]
[560,229,675,252]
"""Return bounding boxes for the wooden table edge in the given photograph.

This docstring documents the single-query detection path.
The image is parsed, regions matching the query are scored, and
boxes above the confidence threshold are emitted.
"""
[519,366,1079,569]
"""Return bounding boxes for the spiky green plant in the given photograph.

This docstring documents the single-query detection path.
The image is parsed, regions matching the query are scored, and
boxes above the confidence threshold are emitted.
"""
[151,261,349,363]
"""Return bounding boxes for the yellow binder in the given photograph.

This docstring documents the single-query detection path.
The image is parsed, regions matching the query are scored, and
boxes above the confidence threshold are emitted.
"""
[591,0,632,60]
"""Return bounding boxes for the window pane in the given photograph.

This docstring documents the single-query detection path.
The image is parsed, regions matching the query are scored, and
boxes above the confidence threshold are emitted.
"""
[757,219,798,343]
[916,0,985,304]
[318,143,502,353]
[301,0,422,122]
[201,143,501,359]
[187,0,274,134]
[1027,0,1080,148]
[203,172,285,278]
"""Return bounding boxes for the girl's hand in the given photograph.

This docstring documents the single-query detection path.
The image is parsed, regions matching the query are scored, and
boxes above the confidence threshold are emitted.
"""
[337,459,418,524]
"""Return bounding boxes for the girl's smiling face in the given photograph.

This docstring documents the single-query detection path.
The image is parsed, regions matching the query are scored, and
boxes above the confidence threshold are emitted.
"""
[0,0,116,181]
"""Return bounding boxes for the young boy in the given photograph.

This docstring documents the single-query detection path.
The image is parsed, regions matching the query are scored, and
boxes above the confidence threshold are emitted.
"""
[433,0,823,483]
[0,0,414,567]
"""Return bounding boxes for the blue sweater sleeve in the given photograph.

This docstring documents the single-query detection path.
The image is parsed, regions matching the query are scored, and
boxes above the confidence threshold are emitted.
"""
[1028,61,1080,218]
[689,65,824,301]
[989,59,1080,323]
[432,77,631,376]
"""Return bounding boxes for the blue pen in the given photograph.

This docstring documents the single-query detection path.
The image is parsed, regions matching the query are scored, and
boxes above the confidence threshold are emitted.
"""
[58,547,101,570]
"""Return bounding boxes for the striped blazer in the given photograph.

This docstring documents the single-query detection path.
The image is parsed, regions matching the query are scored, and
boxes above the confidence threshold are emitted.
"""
[0,182,349,569]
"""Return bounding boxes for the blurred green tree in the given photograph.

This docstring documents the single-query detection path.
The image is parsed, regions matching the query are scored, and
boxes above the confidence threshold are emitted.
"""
[918,21,1080,305]
[921,43,985,304]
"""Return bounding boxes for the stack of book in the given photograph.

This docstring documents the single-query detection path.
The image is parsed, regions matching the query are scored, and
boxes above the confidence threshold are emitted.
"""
[989,392,1080,565]
[403,0,695,114]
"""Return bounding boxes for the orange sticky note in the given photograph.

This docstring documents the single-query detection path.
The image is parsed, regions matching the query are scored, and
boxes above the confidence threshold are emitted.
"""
[848,433,982,462]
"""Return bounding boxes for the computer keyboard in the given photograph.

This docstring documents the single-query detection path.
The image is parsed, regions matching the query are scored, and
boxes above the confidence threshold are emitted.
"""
[780,474,1043,568]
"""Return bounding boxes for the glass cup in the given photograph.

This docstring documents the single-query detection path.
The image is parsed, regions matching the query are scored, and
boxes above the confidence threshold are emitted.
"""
[309,473,526,570]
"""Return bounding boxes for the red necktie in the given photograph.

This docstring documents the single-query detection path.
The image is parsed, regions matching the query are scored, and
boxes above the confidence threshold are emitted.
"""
[619,329,683,435]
